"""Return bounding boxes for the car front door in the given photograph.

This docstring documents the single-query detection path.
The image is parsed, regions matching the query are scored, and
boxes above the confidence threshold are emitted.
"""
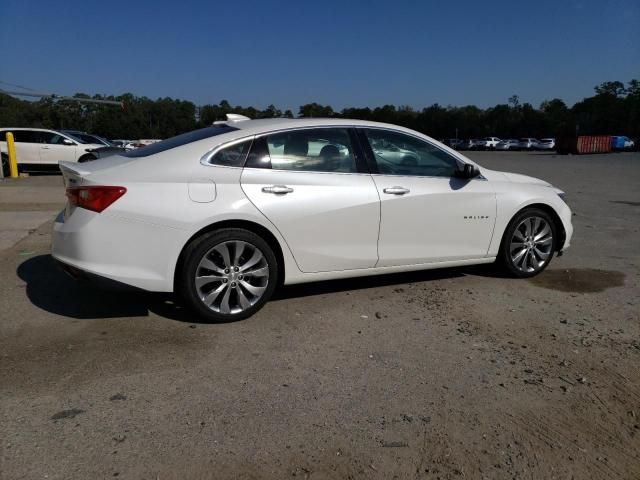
[359,128,496,267]
[240,127,380,273]
[38,131,78,164]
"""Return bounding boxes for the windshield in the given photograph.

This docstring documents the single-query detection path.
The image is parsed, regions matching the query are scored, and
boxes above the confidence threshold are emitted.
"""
[93,135,113,146]
[124,125,239,158]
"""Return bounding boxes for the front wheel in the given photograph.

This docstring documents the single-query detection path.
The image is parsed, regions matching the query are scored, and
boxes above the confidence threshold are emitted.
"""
[500,208,556,278]
[1,153,9,177]
[177,228,278,322]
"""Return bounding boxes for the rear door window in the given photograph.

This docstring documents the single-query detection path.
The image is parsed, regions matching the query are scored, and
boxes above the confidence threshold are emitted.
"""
[246,128,358,173]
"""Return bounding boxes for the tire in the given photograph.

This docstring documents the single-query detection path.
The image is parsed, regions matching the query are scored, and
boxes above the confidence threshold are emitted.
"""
[177,228,278,322]
[1,153,8,177]
[499,208,557,278]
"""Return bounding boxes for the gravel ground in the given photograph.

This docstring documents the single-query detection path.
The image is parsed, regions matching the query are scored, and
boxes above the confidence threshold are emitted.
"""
[1,152,639,479]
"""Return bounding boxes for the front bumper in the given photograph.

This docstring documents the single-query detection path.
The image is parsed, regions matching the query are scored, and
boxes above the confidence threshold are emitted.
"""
[557,201,573,253]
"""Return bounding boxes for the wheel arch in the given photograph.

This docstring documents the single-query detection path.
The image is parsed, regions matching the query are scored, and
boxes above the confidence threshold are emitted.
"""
[173,219,286,291]
[502,203,566,253]
[78,153,97,163]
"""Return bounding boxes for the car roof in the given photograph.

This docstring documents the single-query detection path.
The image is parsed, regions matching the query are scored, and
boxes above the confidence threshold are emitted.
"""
[220,117,424,137]
[0,127,61,132]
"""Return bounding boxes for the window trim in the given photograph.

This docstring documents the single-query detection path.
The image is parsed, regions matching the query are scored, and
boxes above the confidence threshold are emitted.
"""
[356,127,467,179]
[0,129,78,145]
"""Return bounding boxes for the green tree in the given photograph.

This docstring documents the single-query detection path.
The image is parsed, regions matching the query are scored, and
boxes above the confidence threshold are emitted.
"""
[594,81,626,97]
[298,103,334,118]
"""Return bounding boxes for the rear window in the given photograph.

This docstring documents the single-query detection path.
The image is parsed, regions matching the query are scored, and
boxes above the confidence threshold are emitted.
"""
[124,125,238,158]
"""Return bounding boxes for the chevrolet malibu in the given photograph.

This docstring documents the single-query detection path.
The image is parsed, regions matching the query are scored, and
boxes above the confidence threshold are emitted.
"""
[52,116,573,322]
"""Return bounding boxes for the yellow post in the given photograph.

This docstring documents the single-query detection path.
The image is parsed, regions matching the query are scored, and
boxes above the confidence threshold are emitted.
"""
[6,132,19,178]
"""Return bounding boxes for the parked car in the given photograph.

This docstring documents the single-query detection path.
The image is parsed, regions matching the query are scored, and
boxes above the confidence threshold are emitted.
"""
[538,138,556,150]
[441,138,464,150]
[611,136,635,150]
[460,139,485,150]
[52,116,573,322]
[124,142,148,149]
[111,139,138,150]
[518,138,541,150]
[482,137,501,149]
[0,128,105,169]
[495,139,520,150]
[88,145,128,160]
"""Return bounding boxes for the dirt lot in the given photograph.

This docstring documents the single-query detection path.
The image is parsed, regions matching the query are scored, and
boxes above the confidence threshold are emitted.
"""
[1,152,639,479]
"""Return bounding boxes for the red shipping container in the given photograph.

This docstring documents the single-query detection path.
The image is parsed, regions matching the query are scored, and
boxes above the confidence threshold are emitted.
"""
[577,136,612,154]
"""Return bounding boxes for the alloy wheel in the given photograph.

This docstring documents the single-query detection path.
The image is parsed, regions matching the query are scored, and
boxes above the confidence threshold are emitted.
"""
[195,240,269,314]
[509,216,553,274]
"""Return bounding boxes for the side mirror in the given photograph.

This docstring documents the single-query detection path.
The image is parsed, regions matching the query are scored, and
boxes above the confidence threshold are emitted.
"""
[62,138,74,146]
[456,163,480,179]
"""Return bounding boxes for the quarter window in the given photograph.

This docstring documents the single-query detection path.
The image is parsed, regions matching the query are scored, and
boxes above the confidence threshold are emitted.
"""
[209,139,252,167]
[363,129,459,177]
[247,128,357,173]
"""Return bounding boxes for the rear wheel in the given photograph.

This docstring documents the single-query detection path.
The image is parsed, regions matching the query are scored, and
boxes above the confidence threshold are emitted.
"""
[178,228,278,322]
[500,208,556,278]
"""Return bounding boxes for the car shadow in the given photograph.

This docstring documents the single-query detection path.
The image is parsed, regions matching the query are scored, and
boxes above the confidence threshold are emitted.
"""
[16,254,193,322]
[17,254,502,322]
[273,267,469,300]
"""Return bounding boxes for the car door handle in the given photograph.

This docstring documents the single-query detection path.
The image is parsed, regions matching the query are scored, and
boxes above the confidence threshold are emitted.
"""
[262,185,294,194]
[41,146,50,149]
[383,186,410,195]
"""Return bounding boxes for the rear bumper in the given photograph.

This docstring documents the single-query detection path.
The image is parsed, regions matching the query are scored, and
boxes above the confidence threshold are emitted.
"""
[51,208,184,292]
[55,257,143,292]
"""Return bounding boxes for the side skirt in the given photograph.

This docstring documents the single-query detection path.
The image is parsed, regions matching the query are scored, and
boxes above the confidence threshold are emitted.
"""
[284,257,496,285]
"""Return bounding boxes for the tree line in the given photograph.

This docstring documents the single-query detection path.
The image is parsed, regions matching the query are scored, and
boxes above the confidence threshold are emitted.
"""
[0,80,638,141]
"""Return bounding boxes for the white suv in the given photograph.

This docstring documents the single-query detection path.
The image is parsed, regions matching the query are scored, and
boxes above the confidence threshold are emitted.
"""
[0,128,104,170]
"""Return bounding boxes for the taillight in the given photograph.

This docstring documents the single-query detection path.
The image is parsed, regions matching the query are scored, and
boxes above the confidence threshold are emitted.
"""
[66,186,126,213]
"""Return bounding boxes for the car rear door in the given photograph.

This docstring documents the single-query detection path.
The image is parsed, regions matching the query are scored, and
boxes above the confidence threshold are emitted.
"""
[10,130,41,164]
[240,127,380,273]
[359,128,496,267]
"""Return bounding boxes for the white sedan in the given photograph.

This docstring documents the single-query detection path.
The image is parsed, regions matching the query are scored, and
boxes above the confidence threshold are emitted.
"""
[52,116,573,322]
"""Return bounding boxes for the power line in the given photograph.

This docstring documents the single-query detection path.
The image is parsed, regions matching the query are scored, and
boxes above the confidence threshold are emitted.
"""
[0,84,123,107]
[0,80,39,91]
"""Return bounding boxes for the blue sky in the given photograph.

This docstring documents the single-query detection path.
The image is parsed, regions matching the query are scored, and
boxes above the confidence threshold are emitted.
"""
[1,0,638,111]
